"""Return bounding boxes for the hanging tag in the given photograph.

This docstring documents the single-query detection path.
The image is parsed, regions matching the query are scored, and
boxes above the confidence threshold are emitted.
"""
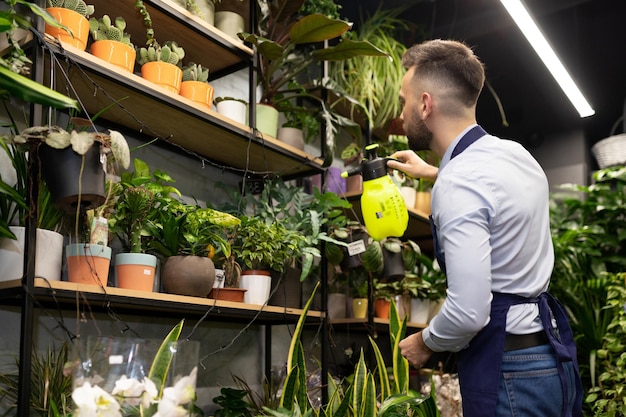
[347,239,366,256]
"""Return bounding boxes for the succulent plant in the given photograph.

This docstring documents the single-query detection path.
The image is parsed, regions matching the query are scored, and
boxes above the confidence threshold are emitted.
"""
[182,62,209,83]
[47,0,94,18]
[137,41,185,66]
[88,15,133,47]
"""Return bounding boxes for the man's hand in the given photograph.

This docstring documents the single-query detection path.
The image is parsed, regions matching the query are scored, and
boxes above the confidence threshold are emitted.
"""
[399,331,434,369]
[388,150,439,181]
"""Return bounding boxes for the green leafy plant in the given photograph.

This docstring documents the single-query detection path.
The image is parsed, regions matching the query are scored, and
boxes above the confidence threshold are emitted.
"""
[137,40,186,66]
[261,286,439,417]
[329,6,409,132]
[240,0,387,162]
[0,135,64,240]
[46,0,94,17]
[213,387,255,417]
[0,343,73,417]
[231,215,304,273]
[182,62,209,83]
[89,14,133,47]
[585,273,626,417]
[550,166,626,397]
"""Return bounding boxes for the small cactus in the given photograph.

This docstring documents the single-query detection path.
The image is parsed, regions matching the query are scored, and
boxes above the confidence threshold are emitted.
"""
[89,15,133,47]
[137,41,186,66]
[47,0,95,18]
[182,62,210,83]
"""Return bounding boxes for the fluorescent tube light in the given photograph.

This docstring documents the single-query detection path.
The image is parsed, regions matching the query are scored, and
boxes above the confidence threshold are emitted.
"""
[500,0,595,118]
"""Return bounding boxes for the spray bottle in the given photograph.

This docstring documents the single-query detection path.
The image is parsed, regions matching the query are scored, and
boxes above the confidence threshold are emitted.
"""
[341,144,409,241]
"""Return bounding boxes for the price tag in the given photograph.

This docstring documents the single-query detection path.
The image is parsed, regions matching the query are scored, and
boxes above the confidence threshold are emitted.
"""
[109,355,123,365]
[347,239,366,256]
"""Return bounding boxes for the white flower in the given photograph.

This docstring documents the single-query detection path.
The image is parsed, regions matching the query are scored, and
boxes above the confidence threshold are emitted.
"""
[152,367,198,417]
[72,382,122,417]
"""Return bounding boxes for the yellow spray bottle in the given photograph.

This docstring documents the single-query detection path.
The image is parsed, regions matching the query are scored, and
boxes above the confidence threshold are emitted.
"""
[341,144,408,241]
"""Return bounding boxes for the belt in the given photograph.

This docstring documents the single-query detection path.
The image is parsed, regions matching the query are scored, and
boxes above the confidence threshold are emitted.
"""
[504,331,549,351]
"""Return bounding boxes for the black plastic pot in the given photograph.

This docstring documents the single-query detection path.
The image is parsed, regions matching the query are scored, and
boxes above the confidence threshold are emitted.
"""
[339,228,368,271]
[38,144,106,212]
[381,247,405,282]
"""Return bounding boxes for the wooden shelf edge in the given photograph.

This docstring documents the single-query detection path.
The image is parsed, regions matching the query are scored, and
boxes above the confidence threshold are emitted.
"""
[0,279,323,320]
[329,317,427,329]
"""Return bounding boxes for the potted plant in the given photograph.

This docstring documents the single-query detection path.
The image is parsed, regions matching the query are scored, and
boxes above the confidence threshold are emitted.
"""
[45,0,95,51]
[179,62,214,108]
[0,137,65,283]
[89,15,136,73]
[231,214,305,305]
[239,0,386,144]
[6,123,130,212]
[135,0,186,94]
[347,265,369,318]
[214,96,248,125]
[145,197,239,297]
[106,158,184,292]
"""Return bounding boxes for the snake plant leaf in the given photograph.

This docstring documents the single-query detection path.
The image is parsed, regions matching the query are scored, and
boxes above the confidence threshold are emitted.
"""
[0,66,78,110]
[289,14,351,44]
[312,39,388,61]
[148,319,184,399]
[286,281,319,370]
[279,364,300,410]
[352,350,368,416]
[378,392,439,417]
[368,336,391,400]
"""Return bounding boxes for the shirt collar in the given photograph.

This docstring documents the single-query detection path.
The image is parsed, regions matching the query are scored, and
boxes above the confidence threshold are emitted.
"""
[438,123,479,172]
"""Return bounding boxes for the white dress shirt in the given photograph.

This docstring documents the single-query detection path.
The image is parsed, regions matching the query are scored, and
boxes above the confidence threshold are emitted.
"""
[422,125,554,352]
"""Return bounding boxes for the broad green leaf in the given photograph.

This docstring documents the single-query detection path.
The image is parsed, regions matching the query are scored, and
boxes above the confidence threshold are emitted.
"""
[147,319,184,398]
[0,66,78,110]
[312,40,389,61]
[289,14,351,44]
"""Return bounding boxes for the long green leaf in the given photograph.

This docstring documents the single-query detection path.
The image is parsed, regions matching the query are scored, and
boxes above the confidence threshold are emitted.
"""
[312,40,388,61]
[368,336,390,400]
[280,365,300,410]
[0,66,78,110]
[148,319,184,398]
[286,281,319,370]
[352,351,368,417]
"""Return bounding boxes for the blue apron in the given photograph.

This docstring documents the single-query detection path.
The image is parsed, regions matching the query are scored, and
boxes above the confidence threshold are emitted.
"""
[429,125,583,417]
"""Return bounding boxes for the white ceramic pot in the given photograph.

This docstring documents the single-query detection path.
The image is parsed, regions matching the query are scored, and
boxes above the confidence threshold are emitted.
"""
[410,298,431,324]
[400,186,417,208]
[240,270,272,305]
[216,99,247,125]
[0,226,63,282]
[192,0,215,25]
[214,11,244,40]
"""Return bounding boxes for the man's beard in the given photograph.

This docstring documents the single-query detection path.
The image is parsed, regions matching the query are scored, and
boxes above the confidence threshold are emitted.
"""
[405,117,433,152]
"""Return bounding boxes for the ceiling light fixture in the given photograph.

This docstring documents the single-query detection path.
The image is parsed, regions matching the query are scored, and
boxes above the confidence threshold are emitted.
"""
[500,0,595,118]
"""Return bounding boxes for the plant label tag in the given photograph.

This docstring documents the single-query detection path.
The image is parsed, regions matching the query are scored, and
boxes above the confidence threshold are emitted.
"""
[109,355,124,365]
[347,239,366,256]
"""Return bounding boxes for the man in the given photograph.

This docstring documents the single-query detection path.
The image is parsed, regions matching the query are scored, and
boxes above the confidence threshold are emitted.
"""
[386,39,582,417]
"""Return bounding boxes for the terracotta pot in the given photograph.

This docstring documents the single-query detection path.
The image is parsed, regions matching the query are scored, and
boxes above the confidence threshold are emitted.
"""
[141,61,183,94]
[208,287,247,302]
[90,40,136,73]
[374,298,391,319]
[180,81,214,108]
[161,255,215,297]
[45,8,89,51]
[66,243,111,286]
[115,253,157,292]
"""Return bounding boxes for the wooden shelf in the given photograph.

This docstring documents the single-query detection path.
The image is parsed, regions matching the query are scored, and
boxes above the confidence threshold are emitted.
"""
[43,42,324,177]
[329,317,427,331]
[91,0,253,77]
[0,279,323,324]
